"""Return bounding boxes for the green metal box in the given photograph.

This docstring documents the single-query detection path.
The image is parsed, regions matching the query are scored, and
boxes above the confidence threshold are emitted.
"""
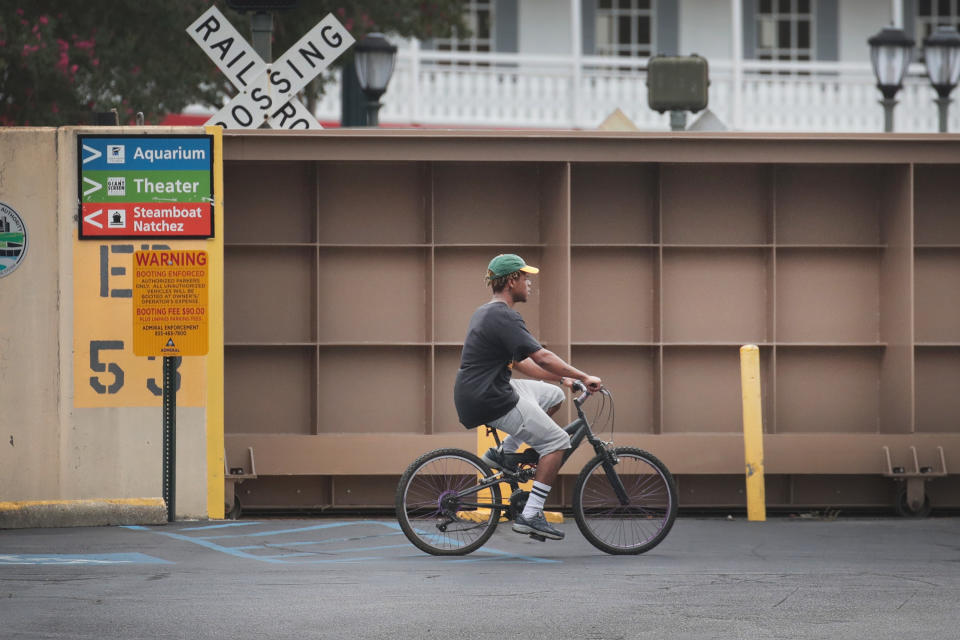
[647,55,710,113]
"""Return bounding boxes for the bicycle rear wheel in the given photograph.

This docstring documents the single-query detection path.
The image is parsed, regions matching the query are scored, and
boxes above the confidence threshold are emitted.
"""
[395,448,502,556]
[573,447,678,555]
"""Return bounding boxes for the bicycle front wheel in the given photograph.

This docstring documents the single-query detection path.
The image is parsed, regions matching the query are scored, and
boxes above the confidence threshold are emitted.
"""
[395,448,502,556]
[573,447,678,555]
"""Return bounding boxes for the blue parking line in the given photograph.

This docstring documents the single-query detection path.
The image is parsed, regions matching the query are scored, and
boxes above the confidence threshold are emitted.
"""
[137,529,289,563]
[0,552,173,565]
[233,531,405,550]
[126,520,559,564]
[179,521,263,531]
[197,521,368,540]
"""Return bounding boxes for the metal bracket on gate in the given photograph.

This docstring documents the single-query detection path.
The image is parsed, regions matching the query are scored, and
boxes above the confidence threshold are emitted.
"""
[224,446,258,512]
[882,446,948,514]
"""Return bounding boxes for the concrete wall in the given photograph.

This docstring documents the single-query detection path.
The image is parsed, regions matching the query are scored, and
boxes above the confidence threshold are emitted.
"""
[0,129,61,500]
[0,127,213,521]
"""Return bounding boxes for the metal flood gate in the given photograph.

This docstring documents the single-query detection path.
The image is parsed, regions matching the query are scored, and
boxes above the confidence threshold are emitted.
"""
[221,130,960,515]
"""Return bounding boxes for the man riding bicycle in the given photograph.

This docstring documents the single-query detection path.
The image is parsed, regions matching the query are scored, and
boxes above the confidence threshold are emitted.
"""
[453,254,602,541]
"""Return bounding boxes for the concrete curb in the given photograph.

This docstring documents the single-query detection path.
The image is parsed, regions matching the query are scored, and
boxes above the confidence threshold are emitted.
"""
[0,498,168,529]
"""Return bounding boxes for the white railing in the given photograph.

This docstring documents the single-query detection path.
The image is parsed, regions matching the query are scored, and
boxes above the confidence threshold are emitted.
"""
[312,48,959,133]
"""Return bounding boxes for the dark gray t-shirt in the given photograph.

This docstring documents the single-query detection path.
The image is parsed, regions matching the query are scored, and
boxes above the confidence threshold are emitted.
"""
[454,301,543,428]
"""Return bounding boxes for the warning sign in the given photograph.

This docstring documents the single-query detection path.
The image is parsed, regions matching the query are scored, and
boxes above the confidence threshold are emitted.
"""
[132,250,209,356]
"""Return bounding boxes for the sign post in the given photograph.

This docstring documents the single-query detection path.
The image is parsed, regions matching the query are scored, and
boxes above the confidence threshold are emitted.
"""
[162,355,177,522]
[133,249,210,521]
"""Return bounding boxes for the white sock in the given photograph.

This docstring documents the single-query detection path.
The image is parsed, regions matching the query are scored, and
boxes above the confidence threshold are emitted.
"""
[501,435,522,454]
[522,481,551,518]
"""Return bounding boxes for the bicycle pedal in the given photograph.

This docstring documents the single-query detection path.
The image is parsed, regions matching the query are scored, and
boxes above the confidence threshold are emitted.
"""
[528,533,547,542]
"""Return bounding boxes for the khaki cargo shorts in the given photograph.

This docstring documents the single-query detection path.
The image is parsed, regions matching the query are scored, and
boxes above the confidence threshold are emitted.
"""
[487,379,570,455]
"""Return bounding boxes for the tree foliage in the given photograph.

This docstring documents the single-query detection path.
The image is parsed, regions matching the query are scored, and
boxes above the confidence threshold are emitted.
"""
[0,0,465,126]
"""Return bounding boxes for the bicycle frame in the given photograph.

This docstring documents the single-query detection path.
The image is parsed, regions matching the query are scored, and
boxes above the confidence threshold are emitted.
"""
[451,389,630,513]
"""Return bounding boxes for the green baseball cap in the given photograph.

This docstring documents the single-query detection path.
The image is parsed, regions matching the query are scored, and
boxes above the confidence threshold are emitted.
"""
[487,254,539,278]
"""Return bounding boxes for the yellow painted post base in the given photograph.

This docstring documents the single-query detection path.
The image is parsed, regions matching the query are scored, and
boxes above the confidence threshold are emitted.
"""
[477,426,563,523]
[0,498,167,528]
[740,345,767,522]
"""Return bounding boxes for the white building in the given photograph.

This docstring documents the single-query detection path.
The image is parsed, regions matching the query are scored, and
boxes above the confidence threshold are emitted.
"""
[313,0,960,132]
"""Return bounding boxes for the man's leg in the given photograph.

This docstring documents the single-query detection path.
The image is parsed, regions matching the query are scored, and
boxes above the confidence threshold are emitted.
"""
[497,390,569,539]
[500,411,560,453]
[501,380,564,452]
[534,449,565,487]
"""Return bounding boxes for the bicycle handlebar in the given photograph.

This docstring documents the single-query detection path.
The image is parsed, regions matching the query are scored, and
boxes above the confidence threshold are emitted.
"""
[570,379,605,408]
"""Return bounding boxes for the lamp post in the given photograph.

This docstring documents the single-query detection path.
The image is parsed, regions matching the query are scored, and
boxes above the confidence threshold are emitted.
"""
[354,33,397,126]
[868,26,915,132]
[923,26,960,133]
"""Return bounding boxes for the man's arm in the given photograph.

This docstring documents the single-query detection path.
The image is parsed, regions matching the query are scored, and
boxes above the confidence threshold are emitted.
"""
[520,348,602,391]
[513,356,569,384]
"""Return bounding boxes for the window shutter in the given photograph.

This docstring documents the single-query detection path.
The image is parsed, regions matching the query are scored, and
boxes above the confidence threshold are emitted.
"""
[816,0,838,61]
[743,0,757,59]
[582,0,597,55]
[657,0,679,55]
[495,0,519,52]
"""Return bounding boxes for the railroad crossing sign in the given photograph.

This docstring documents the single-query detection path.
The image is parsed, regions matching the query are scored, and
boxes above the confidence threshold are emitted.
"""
[187,6,354,129]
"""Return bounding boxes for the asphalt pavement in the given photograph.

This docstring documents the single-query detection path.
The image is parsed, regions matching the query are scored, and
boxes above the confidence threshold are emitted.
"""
[2,515,959,639]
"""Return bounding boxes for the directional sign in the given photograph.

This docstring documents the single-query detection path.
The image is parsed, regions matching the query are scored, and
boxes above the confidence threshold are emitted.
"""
[133,250,209,357]
[187,6,354,130]
[78,135,214,239]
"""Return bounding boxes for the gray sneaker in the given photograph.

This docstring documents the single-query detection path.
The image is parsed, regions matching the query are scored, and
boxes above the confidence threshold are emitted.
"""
[481,446,510,470]
[512,511,565,540]
[481,446,520,471]
[481,447,539,471]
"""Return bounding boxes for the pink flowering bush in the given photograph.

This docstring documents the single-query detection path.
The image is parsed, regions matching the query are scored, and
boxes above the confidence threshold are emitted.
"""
[0,0,466,126]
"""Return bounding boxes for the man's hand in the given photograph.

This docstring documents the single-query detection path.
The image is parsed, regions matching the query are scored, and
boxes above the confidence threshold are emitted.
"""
[583,375,602,392]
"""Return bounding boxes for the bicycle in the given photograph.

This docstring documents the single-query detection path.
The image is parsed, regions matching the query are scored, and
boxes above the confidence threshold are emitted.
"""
[395,383,678,556]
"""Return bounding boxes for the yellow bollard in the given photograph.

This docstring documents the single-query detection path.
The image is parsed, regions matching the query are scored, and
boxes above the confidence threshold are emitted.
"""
[739,345,766,522]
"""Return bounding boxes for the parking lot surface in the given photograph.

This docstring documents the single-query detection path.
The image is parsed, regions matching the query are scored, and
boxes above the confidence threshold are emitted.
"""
[2,516,959,639]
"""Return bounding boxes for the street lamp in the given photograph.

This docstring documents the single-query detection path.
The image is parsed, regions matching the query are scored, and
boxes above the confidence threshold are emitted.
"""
[868,26,915,132]
[354,33,397,126]
[923,26,960,132]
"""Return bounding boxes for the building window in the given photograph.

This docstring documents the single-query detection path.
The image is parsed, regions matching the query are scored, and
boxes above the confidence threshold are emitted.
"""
[595,0,656,58]
[435,0,494,56]
[756,0,814,63]
[916,0,960,54]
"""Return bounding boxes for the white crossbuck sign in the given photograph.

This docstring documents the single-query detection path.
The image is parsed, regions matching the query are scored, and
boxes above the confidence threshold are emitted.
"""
[187,6,354,129]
